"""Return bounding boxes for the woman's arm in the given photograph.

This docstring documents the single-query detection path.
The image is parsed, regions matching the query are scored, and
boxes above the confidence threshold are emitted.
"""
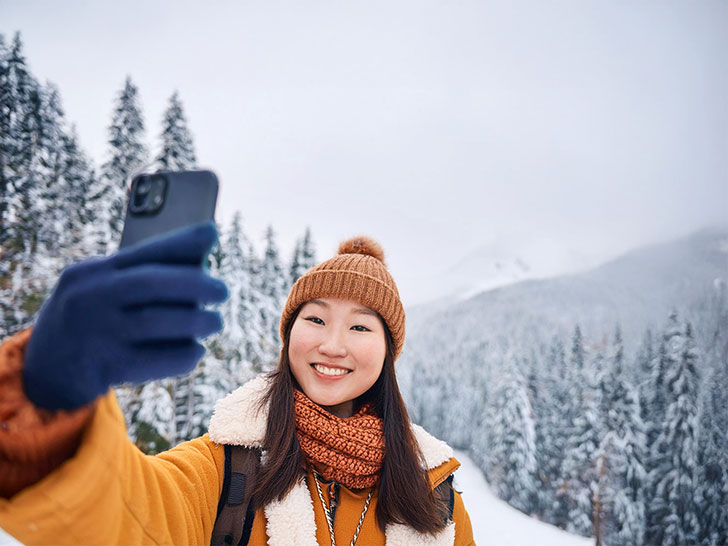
[0,330,227,546]
[0,329,95,499]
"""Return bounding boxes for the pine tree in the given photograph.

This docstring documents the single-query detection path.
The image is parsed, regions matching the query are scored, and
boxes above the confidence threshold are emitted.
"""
[173,356,231,443]
[2,34,41,263]
[433,342,485,449]
[560,324,600,537]
[647,315,702,545]
[155,91,196,171]
[98,76,148,254]
[534,336,570,528]
[33,84,100,266]
[485,354,538,514]
[258,226,287,353]
[130,382,175,453]
[594,326,647,545]
[0,33,11,244]
[0,34,17,337]
[0,35,64,333]
[216,213,266,371]
[55,126,103,261]
[636,328,655,388]
[644,312,679,541]
[696,362,728,545]
[289,227,316,287]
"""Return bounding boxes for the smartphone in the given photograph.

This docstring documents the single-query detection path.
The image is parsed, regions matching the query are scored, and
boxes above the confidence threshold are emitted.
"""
[119,170,219,250]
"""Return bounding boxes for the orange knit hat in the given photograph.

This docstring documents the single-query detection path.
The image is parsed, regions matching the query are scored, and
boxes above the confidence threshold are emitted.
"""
[279,237,406,359]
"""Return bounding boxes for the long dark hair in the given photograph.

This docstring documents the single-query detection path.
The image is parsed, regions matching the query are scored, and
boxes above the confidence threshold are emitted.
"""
[251,306,449,534]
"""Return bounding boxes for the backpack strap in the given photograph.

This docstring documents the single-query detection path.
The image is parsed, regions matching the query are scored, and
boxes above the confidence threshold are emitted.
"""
[211,445,262,546]
[433,474,455,523]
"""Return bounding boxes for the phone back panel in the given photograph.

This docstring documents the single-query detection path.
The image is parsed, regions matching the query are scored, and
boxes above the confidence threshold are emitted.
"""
[118,170,219,250]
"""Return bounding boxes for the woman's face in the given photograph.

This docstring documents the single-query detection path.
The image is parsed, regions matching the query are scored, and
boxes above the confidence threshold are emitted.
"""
[288,297,387,418]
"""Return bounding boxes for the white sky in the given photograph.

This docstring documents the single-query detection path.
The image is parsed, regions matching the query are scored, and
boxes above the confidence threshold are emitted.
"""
[2,0,727,304]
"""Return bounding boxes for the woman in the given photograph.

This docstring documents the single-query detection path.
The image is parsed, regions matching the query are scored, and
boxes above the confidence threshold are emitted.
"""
[0,223,474,545]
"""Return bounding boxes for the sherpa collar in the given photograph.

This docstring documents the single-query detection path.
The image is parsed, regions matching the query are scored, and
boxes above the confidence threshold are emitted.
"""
[208,375,457,546]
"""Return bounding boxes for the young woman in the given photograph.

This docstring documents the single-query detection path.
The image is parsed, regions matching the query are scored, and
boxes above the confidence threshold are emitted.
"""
[0,223,474,545]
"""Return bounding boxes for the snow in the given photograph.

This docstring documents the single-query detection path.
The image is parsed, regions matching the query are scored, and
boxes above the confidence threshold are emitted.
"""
[453,450,593,546]
[0,529,19,545]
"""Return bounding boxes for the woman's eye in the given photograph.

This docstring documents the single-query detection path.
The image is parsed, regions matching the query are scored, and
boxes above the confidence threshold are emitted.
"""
[351,325,371,332]
[305,316,324,325]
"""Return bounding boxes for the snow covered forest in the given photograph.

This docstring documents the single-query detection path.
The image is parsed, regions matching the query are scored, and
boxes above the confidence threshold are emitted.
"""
[399,242,728,545]
[2,30,727,545]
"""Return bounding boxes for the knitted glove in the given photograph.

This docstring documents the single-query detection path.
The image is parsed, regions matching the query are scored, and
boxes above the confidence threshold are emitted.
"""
[23,222,229,411]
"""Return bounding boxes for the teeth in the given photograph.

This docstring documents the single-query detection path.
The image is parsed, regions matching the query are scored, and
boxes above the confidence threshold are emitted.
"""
[313,364,350,376]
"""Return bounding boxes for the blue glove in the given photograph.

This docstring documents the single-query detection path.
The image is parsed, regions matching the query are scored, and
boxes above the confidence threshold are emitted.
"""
[23,222,229,410]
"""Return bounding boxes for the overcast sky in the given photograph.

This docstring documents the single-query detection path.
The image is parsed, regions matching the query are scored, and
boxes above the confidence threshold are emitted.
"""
[2,0,726,304]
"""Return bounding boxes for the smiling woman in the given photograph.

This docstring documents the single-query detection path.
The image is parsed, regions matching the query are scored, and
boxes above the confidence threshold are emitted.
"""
[0,230,474,546]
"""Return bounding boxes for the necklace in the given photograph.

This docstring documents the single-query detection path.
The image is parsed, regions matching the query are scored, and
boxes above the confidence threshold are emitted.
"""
[312,468,374,546]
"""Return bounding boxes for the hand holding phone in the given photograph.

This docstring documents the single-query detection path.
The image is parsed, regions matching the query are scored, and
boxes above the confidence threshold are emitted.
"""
[23,222,229,411]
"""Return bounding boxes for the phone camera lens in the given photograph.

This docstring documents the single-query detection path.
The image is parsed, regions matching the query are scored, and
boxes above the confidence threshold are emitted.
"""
[137,178,151,194]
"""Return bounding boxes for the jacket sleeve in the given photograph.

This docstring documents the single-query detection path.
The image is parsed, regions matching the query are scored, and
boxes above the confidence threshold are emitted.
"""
[0,332,227,546]
[0,329,96,498]
[452,489,475,546]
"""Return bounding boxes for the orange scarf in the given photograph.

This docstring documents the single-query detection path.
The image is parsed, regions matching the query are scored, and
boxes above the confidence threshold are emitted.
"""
[294,390,385,489]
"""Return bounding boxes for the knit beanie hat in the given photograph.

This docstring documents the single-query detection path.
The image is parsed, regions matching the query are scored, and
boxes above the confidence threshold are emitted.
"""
[280,237,406,359]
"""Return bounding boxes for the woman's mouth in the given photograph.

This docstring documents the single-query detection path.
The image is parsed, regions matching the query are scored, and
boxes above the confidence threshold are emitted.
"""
[311,363,352,377]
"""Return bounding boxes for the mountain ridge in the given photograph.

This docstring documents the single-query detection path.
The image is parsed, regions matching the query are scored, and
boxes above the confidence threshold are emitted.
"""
[403,225,728,357]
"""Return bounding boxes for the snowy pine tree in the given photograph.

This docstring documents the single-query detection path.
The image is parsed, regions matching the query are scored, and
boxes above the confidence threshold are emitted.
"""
[0,34,100,336]
[593,326,647,545]
[485,353,538,515]
[173,356,232,443]
[289,226,316,287]
[155,91,196,171]
[559,324,600,537]
[696,361,728,545]
[215,213,266,371]
[647,314,702,545]
[258,226,287,353]
[0,33,47,333]
[98,76,148,254]
[534,336,570,528]
[54,126,103,261]
[33,85,101,266]
[0,33,11,245]
[130,382,175,453]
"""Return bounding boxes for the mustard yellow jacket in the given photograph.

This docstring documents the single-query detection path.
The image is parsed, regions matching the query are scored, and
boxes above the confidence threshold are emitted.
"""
[0,342,474,545]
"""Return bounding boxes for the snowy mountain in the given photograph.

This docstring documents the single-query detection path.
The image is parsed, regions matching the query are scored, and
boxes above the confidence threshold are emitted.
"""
[408,235,596,305]
[404,226,728,354]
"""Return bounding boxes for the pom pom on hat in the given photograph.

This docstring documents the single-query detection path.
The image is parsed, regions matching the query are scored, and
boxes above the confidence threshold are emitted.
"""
[338,236,385,265]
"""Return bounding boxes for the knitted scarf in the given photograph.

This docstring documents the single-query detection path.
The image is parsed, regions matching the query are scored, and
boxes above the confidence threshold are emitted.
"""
[293,389,385,489]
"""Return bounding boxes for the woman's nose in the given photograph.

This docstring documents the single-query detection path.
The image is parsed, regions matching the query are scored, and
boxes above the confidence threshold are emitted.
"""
[318,330,347,358]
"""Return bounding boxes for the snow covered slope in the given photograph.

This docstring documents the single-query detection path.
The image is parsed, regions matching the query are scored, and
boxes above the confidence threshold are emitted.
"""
[454,450,593,546]
[0,528,19,545]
